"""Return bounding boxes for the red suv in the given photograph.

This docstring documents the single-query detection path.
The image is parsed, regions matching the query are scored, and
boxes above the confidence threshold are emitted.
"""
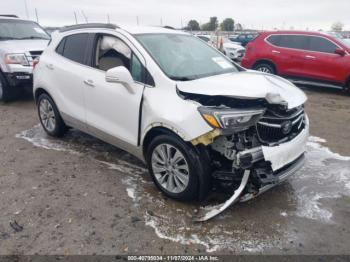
[241,31,350,90]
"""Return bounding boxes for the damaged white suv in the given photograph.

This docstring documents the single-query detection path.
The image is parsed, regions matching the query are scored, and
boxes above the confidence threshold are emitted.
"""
[34,24,308,220]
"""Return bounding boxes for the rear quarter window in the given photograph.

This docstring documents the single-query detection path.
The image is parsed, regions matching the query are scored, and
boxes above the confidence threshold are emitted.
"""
[55,33,89,64]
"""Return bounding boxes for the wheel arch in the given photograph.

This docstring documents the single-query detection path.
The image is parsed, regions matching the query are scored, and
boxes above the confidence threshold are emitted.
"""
[253,59,278,74]
[142,125,212,201]
[34,87,53,104]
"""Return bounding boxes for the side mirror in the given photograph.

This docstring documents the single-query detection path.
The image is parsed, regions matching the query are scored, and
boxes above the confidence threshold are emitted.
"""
[335,48,346,56]
[105,66,135,93]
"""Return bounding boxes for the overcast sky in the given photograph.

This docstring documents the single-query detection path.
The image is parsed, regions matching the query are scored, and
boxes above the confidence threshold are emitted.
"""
[1,0,349,30]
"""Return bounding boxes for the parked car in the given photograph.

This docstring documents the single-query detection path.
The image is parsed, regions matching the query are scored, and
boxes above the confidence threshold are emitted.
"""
[197,34,245,61]
[34,24,308,220]
[241,31,350,90]
[229,33,259,47]
[0,15,50,101]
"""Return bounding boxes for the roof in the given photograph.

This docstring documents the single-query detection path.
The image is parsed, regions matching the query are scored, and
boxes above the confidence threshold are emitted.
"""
[261,30,332,37]
[56,23,188,35]
[119,25,188,35]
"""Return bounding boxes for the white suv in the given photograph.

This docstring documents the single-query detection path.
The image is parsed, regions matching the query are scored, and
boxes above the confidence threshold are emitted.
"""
[0,15,50,101]
[34,24,308,219]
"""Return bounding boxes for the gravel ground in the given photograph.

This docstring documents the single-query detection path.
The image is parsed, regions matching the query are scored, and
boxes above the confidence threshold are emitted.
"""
[0,86,349,255]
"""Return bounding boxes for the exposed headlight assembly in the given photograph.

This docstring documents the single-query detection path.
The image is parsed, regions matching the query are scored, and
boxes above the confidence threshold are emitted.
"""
[5,53,29,66]
[198,107,265,131]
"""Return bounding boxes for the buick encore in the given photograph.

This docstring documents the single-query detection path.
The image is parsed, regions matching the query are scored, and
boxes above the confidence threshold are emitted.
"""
[34,24,309,220]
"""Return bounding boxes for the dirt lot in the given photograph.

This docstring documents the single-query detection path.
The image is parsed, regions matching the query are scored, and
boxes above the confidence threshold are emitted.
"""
[0,86,349,255]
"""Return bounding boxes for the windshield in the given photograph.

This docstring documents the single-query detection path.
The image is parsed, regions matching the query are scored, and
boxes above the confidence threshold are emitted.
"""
[136,33,239,81]
[0,20,50,40]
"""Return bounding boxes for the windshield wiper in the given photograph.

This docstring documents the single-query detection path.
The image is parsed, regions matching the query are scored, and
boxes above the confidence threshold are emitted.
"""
[18,36,49,40]
[170,76,196,81]
[0,36,19,40]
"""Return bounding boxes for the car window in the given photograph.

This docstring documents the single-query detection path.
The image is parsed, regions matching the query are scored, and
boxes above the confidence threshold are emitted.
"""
[308,36,337,54]
[56,33,89,64]
[131,54,143,82]
[94,34,154,85]
[275,35,309,50]
[95,35,131,72]
[266,35,281,46]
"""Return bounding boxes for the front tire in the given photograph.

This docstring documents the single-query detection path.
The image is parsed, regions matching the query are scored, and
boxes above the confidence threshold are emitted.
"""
[37,93,67,137]
[146,134,208,201]
[254,63,276,74]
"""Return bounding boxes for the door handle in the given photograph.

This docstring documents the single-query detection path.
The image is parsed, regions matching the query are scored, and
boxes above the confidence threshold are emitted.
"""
[305,55,316,59]
[46,63,54,70]
[84,79,95,87]
[272,50,280,54]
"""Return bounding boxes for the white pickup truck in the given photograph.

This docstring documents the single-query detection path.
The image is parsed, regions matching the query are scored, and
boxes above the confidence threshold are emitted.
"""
[0,15,50,101]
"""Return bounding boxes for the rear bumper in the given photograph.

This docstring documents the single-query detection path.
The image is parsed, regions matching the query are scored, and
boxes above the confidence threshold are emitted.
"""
[3,72,33,88]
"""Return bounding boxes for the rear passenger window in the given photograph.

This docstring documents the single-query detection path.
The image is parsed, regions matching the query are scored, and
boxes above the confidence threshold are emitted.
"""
[56,33,89,64]
[267,35,281,46]
[309,36,337,54]
[278,35,309,50]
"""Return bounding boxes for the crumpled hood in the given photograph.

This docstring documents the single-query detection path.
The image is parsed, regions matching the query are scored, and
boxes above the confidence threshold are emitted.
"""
[177,71,307,109]
[0,40,49,54]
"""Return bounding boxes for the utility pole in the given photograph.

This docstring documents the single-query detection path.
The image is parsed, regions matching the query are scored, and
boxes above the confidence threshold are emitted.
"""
[35,8,39,23]
[136,16,139,26]
[160,17,163,26]
[107,14,110,23]
[74,11,78,24]
[24,0,30,19]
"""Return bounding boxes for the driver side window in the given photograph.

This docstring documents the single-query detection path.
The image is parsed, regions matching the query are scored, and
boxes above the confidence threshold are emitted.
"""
[93,34,154,86]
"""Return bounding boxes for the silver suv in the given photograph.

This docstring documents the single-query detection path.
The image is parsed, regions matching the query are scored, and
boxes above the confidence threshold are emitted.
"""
[0,15,50,101]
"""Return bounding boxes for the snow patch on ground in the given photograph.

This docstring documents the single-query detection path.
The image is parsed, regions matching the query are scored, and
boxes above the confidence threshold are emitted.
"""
[290,136,350,223]
[16,126,350,252]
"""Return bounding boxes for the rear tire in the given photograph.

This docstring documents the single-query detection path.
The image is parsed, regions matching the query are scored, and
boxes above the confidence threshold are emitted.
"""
[37,93,67,137]
[253,63,276,74]
[0,73,20,102]
[145,134,209,201]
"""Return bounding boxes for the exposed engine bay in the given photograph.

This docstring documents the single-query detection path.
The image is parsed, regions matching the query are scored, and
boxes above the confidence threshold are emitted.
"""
[178,90,308,221]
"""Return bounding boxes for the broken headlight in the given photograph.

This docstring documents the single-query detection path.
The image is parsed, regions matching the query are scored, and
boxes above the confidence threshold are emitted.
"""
[198,107,265,131]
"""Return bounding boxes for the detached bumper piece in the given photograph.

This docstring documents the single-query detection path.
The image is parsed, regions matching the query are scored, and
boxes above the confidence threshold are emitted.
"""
[194,154,305,222]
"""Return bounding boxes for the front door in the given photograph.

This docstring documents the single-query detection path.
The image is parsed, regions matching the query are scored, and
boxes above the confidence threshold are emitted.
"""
[83,33,146,148]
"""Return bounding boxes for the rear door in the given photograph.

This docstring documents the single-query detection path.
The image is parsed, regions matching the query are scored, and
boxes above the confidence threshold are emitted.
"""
[265,34,309,76]
[301,36,346,83]
[45,33,92,127]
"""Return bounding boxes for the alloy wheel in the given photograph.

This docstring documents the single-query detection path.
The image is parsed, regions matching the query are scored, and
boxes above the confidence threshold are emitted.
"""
[257,66,272,73]
[39,98,56,132]
[151,143,190,194]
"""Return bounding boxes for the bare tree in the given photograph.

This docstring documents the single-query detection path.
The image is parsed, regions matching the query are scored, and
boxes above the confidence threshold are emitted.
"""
[331,22,344,32]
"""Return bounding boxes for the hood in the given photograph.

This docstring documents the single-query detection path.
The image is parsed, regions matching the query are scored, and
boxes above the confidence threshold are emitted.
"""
[223,42,245,50]
[0,39,49,54]
[176,71,307,109]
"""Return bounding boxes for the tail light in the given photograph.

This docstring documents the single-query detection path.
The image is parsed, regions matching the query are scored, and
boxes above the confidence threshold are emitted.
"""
[33,57,40,70]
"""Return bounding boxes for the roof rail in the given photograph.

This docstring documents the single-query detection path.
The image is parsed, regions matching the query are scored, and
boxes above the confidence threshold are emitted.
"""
[0,15,19,18]
[59,23,118,33]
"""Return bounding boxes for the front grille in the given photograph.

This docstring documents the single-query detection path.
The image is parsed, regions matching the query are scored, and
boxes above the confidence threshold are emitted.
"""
[256,106,305,144]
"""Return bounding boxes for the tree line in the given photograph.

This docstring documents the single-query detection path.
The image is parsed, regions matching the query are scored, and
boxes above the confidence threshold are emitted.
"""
[184,17,241,31]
